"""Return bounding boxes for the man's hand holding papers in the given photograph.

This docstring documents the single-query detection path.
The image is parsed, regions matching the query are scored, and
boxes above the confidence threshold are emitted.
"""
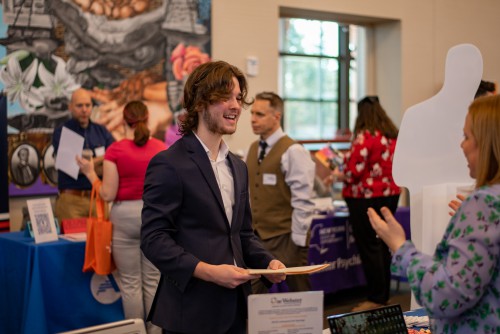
[248,263,330,276]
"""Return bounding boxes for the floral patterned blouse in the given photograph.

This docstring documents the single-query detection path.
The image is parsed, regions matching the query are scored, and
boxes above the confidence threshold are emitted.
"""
[342,130,401,199]
[392,184,500,333]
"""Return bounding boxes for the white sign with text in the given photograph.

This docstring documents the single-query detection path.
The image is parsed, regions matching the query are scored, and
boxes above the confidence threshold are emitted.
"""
[27,198,59,243]
[248,291,323,334]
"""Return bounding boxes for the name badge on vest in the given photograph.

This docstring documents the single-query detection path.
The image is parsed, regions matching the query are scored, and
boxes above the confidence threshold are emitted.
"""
[263,173,277,186]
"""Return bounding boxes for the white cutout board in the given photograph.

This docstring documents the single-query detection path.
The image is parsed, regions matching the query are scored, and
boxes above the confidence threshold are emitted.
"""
[392,44,482,309]
[421,182,474,252]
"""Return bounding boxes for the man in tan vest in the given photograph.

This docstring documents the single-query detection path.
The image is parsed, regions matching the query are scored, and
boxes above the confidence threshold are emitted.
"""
[246,92,316,293]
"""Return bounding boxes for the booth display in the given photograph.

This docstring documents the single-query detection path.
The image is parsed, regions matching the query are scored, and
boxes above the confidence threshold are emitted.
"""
[308,213,367,294]
[278,207,410,294]
[0,232,123,334]
[0,208,410,333]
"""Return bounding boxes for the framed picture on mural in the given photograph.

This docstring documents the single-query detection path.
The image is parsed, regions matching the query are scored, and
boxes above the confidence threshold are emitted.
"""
[9,142,41,188]
[42,143,58,186]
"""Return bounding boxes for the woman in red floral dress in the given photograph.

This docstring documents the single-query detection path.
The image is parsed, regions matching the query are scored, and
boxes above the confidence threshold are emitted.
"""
[333,96,401,311]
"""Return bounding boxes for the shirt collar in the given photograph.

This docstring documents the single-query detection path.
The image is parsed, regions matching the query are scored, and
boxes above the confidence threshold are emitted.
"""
[262,127,285,148]
[69,117,93,130]
[193,132,229,162]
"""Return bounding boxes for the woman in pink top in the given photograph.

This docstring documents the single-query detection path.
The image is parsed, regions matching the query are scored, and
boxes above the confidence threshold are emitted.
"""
[78,101,165,334]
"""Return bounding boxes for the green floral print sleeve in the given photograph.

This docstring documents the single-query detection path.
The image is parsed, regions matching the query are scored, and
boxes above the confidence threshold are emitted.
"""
[392,184,500,334]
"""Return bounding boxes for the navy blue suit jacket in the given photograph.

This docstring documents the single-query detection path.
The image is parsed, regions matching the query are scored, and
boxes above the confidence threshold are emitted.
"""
[141,132,274,333]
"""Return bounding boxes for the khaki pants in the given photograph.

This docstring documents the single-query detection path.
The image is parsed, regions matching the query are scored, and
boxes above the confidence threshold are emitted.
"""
[55,192,92,221]
[111,200,161,334]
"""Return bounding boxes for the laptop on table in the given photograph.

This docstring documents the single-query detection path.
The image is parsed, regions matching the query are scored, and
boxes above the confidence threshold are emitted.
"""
[327,304,408,334]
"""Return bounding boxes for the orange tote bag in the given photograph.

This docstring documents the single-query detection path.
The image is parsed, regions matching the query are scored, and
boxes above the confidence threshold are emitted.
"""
[83,180,116,275]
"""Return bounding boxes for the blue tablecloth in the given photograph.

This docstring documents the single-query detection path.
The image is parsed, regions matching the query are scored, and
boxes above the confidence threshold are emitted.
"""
[0,232,124,334]
[405,308,427,317]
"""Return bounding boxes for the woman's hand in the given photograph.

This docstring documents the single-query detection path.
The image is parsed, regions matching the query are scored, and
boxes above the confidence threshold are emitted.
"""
[367,207,406,253]
[448,194,466,216]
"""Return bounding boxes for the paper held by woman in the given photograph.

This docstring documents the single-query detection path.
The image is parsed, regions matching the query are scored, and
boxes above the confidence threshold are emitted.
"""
[247,263,330,275]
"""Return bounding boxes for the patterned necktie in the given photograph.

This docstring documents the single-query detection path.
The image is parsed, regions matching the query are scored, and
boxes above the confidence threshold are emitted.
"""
[258,140,267,164]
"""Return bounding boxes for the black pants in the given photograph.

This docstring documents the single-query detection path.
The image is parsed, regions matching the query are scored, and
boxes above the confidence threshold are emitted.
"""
[345,195,400,304]
[163,286,247,334]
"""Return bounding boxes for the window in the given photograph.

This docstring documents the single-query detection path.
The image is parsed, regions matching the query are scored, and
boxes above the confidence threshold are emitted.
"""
[279,18,365,141]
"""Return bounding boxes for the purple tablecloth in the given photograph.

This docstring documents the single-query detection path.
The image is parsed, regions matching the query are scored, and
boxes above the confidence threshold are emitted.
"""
[308,214,367,294]
[394,206,411,239]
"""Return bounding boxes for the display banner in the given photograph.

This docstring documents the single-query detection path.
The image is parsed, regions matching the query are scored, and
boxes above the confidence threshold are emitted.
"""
[308,214,366,294]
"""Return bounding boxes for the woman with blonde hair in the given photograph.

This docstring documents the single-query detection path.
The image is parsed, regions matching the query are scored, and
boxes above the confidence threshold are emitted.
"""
[77,100,166,334]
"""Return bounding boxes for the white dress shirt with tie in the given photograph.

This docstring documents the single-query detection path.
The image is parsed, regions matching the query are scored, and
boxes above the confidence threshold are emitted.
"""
[256,127,316,247]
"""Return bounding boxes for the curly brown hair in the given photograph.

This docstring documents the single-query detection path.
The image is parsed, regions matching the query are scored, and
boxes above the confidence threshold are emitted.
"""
[179,61,252,135]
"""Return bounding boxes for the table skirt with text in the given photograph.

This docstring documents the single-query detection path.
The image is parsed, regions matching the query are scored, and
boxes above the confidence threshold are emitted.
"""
[308,207,410,294]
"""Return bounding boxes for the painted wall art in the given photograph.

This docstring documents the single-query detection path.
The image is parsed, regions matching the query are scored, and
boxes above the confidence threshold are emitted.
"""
[0,0,212,197]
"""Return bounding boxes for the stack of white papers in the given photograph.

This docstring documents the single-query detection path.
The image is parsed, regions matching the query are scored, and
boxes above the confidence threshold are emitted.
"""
[404,315,430,328]
[311,197,334,214]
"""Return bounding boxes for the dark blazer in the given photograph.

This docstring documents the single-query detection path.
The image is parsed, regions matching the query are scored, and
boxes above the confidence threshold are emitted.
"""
[141,132,274,333]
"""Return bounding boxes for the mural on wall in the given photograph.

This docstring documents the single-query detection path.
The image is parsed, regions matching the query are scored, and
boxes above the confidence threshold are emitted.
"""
[0,0,212,197]
[0,96,9,232]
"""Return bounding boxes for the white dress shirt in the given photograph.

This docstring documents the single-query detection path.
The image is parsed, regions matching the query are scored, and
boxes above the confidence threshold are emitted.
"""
[194,133,234,225]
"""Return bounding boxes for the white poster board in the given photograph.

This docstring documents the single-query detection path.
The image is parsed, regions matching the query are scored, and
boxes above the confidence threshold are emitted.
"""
[392,44,482,308]
[248,291,323,334]
[27,198,59,243]
[421,182,475,252]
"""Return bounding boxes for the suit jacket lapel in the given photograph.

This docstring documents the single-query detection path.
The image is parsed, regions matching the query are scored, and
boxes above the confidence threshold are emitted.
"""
[183,133,226,220]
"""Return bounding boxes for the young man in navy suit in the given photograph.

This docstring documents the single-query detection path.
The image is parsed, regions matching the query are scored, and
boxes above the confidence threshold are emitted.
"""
[141,60,286,334]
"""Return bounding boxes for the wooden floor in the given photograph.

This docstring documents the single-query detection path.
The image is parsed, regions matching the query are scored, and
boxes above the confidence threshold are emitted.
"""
[322,280,412,329]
